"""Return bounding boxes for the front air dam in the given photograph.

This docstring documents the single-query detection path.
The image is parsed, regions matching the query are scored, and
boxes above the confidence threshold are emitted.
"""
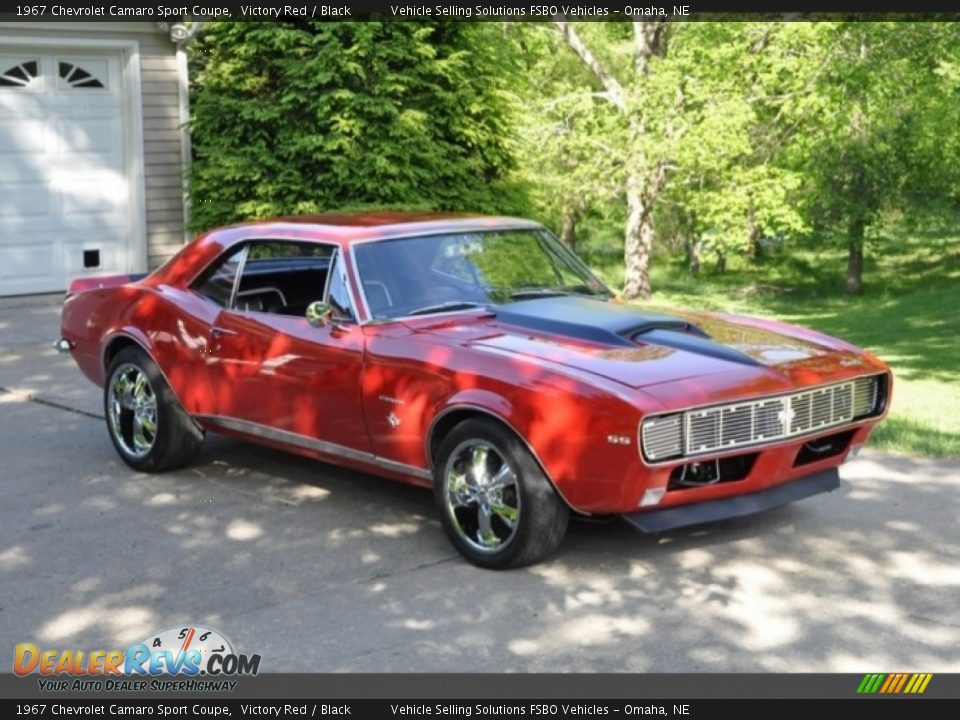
[622,467,840,533]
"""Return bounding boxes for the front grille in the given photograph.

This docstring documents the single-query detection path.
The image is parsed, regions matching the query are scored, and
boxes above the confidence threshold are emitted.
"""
[641,374,884,462]
[640,414,683,461]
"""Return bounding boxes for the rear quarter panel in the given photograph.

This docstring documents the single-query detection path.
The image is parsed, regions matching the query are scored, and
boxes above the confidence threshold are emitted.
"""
[61,284,145,387]
[61,283,220,416]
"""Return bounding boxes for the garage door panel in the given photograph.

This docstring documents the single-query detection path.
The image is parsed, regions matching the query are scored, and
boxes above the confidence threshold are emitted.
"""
[0,240,56,281]
[0,119,46,154]
[56,117,122,156]
[0,158,53,184]
[0,181,50,218]
[62,233,127,276]
[61,173,125,215]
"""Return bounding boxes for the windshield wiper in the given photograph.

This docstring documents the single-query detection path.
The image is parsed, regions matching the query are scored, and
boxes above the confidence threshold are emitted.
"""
[407,301,486,316]
[509,284,611,301]
[509,288,574,300]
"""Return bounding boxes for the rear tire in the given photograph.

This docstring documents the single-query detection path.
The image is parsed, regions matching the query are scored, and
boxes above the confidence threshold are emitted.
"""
[104,346,204,472]
[433,418,569,569]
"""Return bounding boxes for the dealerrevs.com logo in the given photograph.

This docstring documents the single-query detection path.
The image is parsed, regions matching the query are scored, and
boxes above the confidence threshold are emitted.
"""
[14,625,261,692]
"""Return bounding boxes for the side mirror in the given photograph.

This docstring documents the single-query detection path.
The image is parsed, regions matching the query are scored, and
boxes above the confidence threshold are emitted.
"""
[305,300,333,327]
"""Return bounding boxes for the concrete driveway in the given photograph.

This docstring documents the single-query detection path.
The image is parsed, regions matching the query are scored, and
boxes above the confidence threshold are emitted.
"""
[1,293,958,672]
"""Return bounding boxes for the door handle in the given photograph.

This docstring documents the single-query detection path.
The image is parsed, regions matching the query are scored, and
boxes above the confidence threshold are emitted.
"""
[211,326,238,338]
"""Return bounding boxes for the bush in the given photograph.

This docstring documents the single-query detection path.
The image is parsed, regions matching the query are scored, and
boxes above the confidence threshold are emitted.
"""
[188,22,528,231]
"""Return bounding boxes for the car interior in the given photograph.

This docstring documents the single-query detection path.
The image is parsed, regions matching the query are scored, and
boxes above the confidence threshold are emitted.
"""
[233,255,332,316]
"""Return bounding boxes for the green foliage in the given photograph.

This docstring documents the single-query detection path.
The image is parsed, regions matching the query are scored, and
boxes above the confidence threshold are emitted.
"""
[790,24,960,250]
[188,22,527,231]
[515,20,960,294]
[657,23,821,258]
[507,24,625,240]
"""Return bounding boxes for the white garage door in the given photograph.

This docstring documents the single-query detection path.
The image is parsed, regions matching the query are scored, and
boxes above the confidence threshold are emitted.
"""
[0,49,140,296]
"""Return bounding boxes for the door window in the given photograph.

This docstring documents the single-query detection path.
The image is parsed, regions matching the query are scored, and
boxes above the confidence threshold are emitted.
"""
[191,247,245,307]
[234,241,335,317]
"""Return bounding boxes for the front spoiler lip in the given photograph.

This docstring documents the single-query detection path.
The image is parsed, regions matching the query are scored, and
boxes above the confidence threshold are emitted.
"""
[622,467,840,533]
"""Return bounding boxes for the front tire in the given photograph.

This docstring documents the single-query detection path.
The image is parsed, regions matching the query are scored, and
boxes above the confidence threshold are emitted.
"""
[433,418,569,569]
[104,346,204,472]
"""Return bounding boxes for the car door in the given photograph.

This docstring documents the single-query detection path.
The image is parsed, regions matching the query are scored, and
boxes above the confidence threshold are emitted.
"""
[206,240,371,456]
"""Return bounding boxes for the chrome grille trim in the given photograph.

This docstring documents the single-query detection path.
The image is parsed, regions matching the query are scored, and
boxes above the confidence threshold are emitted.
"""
[641,414,683,461]
[852,375,878,417]
[640,374,883,462]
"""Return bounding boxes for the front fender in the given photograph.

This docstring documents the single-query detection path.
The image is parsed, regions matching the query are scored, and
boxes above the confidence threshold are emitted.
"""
[428,385,648,515]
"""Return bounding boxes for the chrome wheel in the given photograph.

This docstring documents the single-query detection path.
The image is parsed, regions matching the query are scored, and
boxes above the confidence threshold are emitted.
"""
[443,440,521,554]
[107,363,158,459]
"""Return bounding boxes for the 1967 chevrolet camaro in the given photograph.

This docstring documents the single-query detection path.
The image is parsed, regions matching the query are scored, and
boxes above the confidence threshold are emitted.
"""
[59,213,891,568]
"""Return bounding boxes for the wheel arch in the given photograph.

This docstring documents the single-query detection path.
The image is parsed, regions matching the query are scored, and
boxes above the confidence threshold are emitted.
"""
[100,331,191,421]
[101,329,158,377]
[426,403,584,515]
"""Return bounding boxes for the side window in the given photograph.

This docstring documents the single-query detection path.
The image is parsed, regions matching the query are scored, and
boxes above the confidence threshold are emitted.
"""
[244,241,332,262]
[235,241,334,316]
[192,247,245,307]
[327,254,356,322]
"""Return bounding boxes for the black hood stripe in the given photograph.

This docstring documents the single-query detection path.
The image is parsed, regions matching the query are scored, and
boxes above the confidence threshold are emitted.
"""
[492,296,761,367]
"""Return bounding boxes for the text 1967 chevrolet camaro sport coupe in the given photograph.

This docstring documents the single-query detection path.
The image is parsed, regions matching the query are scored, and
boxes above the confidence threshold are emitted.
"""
[59,213,891,568]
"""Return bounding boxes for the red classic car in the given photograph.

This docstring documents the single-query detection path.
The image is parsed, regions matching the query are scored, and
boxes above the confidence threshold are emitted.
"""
[59,213,891,568]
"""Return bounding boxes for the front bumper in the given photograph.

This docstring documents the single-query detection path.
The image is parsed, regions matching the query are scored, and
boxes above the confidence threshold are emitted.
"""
[621,467,840,533]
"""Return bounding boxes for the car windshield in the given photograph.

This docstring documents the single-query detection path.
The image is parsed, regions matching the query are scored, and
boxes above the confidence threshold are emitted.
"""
[354,229,612,320]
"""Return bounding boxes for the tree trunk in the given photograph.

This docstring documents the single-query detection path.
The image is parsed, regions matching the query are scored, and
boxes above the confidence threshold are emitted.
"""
[716,251,727,274]
[685,236,701,275]
[746,199,759,261]
[559,207,579,251]
[622,170,654,300]
[846,216,865,295]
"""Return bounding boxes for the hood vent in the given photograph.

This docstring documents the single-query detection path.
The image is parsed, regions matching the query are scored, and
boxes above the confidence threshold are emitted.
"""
[494,296,702,348]
[635,328,762,367]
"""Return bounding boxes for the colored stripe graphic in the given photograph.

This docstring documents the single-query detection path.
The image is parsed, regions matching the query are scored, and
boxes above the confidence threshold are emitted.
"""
[857,673,885,694]
[858,673,932,694]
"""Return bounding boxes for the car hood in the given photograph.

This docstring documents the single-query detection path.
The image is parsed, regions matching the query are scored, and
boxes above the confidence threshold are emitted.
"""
[410,296,869,390]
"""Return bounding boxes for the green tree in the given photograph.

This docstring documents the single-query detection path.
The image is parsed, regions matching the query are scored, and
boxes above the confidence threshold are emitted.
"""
[791,22,960,293]
[188,22,525,231]
[548,22,814,297]
[657,23,826,272]
[510,25,625,252]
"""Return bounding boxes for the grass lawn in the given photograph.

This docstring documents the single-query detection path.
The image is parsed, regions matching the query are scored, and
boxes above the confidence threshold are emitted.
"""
[581,222,960,458]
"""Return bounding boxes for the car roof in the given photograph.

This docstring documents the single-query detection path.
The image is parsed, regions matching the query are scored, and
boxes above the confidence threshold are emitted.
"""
[215,212,544,245]
[268,211,477,227]
[149,212,545,289]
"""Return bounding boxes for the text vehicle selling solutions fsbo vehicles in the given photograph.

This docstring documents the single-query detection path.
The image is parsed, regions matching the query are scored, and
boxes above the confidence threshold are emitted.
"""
[59,213,891,568]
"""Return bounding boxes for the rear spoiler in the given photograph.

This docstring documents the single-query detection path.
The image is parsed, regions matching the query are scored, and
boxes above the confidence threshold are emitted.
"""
[66,273,148,298]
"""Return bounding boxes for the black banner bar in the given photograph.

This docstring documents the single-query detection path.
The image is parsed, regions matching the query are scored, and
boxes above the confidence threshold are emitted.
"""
[2,699,960,719]
[1,1,960,23]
